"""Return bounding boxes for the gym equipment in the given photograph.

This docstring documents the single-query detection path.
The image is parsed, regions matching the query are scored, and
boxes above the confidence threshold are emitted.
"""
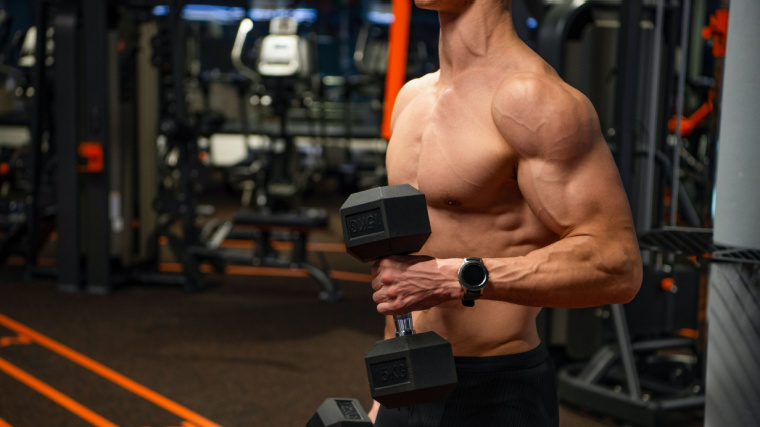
[0,3,57,278]
[707,3,760,424]
[558,264,705,427]
[213,14,339,302]
[258,17,311,79]
[232,15,318,211]
[340,184,457,409]
[535,2,714,425]
[228,207,341,303]
[307,398,372,427]
[340,185,432,263]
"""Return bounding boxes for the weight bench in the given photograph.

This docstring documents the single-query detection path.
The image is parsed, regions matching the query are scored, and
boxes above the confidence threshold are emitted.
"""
[229,207,342,303]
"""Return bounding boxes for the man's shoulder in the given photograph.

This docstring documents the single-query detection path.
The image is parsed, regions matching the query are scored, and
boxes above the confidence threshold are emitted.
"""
[491,70,598,159]
[390,72,439,130]
[399,71,439,96]
[492,69,584,115]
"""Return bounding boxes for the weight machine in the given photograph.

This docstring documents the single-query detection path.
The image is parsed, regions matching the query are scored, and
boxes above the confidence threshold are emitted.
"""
[133,1,340,301]
[534,1,713,425]
[223,11,341,302]
[0,1,56,278]
[2,0,339,302]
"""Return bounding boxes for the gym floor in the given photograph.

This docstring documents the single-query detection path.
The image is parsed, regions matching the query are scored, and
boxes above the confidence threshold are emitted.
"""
[0,190,696,427]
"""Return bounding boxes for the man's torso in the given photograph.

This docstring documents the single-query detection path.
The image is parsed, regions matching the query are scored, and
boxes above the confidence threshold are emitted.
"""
[386,50,566,356]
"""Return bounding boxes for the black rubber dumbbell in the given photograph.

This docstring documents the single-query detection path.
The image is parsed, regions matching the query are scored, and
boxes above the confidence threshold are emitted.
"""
[307,398,372,427]
[340,184,457,409]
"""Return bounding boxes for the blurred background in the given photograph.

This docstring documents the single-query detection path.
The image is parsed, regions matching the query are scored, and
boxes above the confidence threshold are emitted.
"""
[0,0,757,426]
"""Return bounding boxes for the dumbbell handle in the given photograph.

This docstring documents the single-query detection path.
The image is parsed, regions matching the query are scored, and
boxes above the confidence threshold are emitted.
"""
[393,313,415,336]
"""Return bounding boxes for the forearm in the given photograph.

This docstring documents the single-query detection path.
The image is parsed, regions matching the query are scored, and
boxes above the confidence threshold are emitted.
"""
[446,234,642,308]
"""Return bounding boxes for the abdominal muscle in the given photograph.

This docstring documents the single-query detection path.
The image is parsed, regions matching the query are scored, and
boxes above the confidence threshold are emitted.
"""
[413,301,542,357]
[399,206,548,357]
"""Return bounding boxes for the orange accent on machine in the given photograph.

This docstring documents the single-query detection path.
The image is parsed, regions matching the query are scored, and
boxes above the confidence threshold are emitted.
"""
[702,9,729,58]
[660,277,678,293]
[78,142,104,173]
[668,91,714,137]
[669,9,728,137]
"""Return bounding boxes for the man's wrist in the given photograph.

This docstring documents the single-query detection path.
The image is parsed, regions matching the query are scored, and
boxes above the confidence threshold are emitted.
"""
[436,258,467,301]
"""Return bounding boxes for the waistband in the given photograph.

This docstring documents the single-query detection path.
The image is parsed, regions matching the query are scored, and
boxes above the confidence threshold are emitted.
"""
[453,343,550,373]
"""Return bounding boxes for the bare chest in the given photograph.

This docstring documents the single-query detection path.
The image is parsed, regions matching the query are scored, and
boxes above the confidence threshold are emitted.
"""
[387,88,518,211]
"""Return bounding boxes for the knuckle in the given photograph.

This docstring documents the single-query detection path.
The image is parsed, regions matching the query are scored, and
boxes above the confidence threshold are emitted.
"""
[388,297,405,313]
[378,271,394,285]
[384,286,398,299]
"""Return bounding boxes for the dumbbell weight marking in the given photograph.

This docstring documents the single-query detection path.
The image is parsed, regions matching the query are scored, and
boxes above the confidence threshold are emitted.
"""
[345,209,384,236]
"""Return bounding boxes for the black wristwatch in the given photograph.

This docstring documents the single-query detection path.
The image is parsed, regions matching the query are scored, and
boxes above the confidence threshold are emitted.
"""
[458,257,489,307]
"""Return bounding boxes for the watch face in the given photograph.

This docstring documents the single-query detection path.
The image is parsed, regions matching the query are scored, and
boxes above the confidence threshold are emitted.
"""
[461,263,487,289]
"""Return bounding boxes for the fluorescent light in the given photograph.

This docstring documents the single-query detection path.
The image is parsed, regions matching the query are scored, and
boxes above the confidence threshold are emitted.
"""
[152,5,317,24]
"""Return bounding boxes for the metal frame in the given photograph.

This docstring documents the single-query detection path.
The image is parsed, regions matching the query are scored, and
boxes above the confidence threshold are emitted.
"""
[539,2,706,425]
[52,0,115,294]
[613,0,643,200]
[26,0,49,272]
[54,0,81,292]
[558,305,705,427]
[81,0,113,294]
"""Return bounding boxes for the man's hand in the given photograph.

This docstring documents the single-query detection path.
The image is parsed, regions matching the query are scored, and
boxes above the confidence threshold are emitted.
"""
[370,255,461,315]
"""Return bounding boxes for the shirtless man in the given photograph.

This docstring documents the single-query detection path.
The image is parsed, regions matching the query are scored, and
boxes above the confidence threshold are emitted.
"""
[367,0,643,425]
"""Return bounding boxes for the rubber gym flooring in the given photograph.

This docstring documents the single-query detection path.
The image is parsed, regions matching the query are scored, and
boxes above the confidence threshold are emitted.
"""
[0,190,698,427]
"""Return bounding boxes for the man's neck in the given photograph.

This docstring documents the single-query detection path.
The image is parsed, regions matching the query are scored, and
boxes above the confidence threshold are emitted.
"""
[437,1,521,82]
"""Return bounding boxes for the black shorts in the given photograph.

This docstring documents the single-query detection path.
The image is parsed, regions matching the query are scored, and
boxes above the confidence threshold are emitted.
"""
[374,344,559,427]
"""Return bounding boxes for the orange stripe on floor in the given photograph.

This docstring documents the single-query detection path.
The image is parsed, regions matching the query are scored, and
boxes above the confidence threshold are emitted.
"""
[0,416,13,427]
[0,314,222,427]
[159,262,370,282]
[218,240,346,253]
[329,271,373,283]
[307,242,346,252]
[159,263,310,277]
[4,256,56,267]
[225,265,310,277]
[10,257,367,283]
[0,356,118,427]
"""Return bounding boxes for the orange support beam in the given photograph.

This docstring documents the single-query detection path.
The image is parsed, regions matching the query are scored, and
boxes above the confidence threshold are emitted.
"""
[381,0,412,140]
[668,89,715,137]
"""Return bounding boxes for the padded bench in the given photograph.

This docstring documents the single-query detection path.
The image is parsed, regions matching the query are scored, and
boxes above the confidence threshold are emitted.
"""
[231,207,341,302]
[234,207,328,230]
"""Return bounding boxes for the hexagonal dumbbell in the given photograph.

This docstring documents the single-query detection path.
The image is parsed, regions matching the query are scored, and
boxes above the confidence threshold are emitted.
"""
[340,184,457,409]
[307,398,372,427]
